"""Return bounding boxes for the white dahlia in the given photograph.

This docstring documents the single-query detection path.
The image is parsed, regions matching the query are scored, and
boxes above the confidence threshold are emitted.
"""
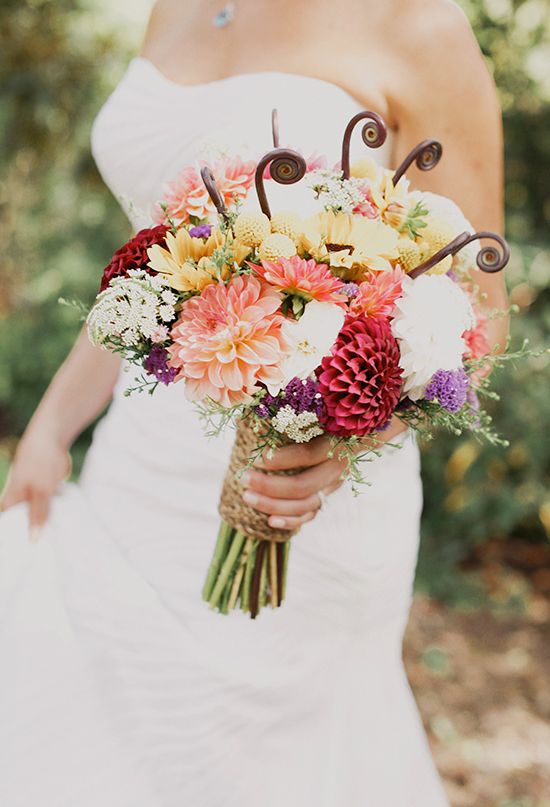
[391,274,475,400]
[279,300,345,385]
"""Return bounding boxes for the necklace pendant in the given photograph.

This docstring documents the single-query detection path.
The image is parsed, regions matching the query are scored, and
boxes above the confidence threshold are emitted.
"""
[212,2,235,28]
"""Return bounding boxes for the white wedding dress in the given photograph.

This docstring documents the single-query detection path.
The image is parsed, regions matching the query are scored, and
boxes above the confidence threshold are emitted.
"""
[0,59,450,807]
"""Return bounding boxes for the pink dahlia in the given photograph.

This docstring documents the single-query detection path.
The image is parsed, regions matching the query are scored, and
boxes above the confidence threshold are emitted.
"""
[153,165,212,225]
[213,155,256,209]
[316,315,403,437]
[461,291,490,361]
[168,275,290,407]
[349,267,405,319]
[351,184,380,219]
[100,225,168,292]
[254,255,347,306]
[153,156,256,226]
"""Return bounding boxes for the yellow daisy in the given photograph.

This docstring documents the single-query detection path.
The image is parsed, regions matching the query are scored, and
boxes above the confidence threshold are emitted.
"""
[370,171,413,223]
[299,211,398,282]
[147,227,250,292]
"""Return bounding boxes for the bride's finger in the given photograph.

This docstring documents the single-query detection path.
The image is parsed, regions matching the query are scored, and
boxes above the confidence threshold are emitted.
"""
[253,435,333,471]
[242,488,322,518]
[267,510,317,531]
[241,459,347,501]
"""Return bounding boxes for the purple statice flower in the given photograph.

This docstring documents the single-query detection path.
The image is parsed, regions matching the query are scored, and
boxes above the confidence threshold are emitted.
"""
[446,268,460,283]
[466,387,481,427]
[253,377,325,420]
[144,344,178,385]
[188,224,213,239]
[341,282,360,299]
[280,377,325,416]
[424,368,470,413]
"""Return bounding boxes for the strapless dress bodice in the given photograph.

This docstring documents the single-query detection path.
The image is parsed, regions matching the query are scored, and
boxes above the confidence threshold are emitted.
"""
[91,58,394,229]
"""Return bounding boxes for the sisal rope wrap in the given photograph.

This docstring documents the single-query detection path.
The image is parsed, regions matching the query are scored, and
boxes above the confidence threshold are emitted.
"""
[218,417,301,543]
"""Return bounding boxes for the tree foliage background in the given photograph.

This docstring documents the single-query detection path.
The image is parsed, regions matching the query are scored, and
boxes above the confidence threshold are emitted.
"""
[1,0,550,598]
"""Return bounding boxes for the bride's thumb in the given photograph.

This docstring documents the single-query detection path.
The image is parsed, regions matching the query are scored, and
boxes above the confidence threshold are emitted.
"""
[29,492,49,543]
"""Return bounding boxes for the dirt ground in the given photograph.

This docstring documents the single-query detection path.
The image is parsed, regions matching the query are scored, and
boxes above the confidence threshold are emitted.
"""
[403,539,550,807]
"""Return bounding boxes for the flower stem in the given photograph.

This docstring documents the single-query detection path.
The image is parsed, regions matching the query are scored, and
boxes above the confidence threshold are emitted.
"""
[259,546,269,610]
[281,541,290,602]
[241,540,258,613]
[269,541,278,609]
[227,535,254,611]
[202,520,234,601]
[249,540,266,619]
[207,529,247,611]
[276,541,284,606]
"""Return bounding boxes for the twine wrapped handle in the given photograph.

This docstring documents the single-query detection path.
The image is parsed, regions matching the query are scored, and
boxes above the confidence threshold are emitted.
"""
[218,418,301,542]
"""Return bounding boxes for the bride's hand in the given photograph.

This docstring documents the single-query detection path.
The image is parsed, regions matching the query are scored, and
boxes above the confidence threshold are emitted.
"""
[239,436,349,532]
[0,430,72,542]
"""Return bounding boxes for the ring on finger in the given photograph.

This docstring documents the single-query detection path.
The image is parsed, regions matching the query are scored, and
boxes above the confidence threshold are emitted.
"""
[317,489,329,511]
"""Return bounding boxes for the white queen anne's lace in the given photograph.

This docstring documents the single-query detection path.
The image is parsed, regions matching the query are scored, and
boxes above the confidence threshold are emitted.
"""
[306,169,370,214]
[87,270,176,348]
[271,406,324,443]
[391,274,475,400]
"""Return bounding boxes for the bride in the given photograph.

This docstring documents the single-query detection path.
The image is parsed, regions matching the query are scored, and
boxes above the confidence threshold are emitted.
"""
[0,1,507,805]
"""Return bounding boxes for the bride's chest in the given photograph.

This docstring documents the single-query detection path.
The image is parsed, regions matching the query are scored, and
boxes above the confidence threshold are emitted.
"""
[141,5,392,122]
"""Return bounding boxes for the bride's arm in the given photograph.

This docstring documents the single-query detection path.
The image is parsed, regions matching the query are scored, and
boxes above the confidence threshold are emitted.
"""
[0,329,122,538]
[385,0,508,351]
[241,4,507,532]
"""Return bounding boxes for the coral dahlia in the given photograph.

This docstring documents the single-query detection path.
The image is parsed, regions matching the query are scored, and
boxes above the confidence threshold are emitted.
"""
[168,276,290,407]
[349,267,406,318]
[254,255,347,306]
[316,315,403,437]
[153,156,256,226]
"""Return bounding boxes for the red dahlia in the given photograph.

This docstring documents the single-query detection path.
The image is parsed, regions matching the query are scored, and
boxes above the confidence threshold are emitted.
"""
[100,225,168,292]
[316,315,403,437]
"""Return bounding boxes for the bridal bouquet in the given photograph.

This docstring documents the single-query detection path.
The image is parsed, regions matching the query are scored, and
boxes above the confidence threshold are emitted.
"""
[87,110,510,617]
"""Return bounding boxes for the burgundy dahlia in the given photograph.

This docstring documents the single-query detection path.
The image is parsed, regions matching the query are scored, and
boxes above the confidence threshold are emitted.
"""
[100,225,168,292]
[316,315,403,437]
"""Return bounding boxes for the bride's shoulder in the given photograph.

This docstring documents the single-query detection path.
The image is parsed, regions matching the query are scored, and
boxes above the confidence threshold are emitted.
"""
[377,0,496,111]
[380,0,477,57]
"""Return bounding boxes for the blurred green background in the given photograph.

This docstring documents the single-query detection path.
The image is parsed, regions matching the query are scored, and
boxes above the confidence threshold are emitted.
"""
[1,0,550,603]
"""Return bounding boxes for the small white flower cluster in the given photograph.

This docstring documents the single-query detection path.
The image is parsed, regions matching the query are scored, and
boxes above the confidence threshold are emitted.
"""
[87,270,177,348]
[306,169,367,214]
[271,405,324,443]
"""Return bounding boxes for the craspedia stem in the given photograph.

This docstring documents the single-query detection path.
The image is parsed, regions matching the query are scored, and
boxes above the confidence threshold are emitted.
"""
[341,111,387,179]
[408,230,509,279]
[408,232,470,279]
[254,148,307,219]
[271,108,280,148]
[200,166,231,226]
[392,139,443,186]
[464,231,510,273]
